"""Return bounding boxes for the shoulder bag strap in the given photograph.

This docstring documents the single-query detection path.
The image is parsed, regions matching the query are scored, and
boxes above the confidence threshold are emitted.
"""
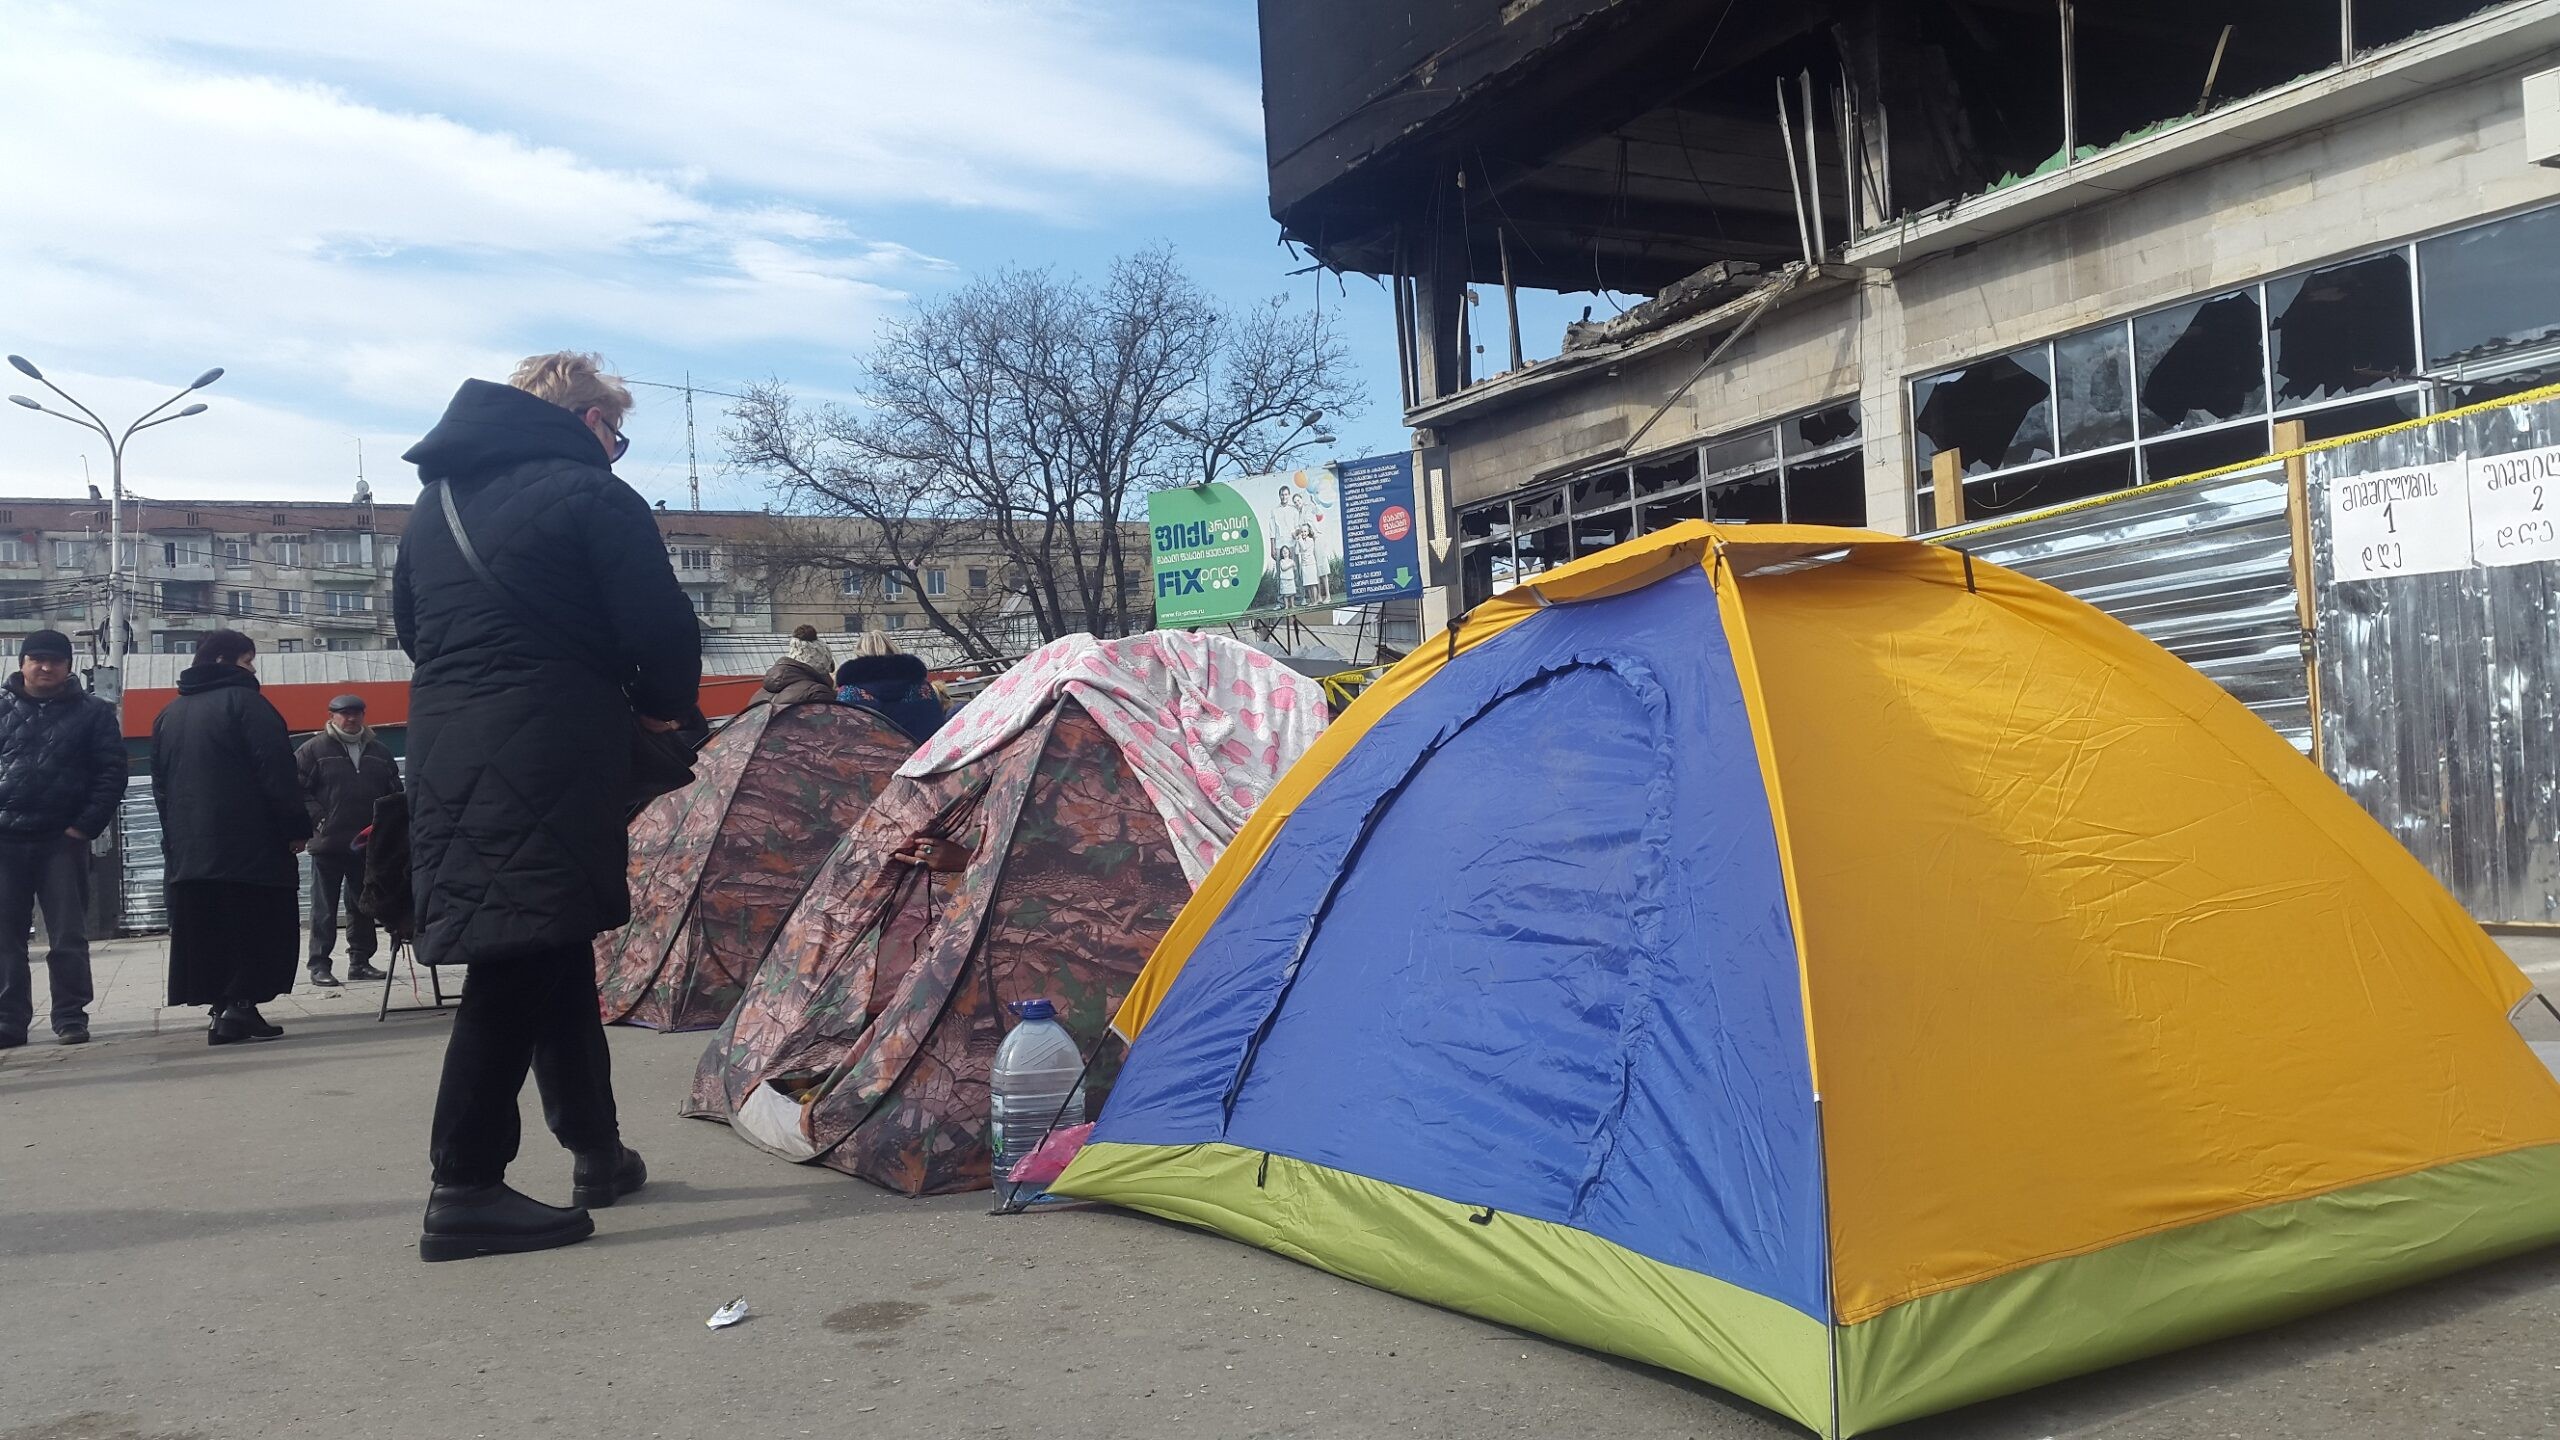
[430,480,621,690]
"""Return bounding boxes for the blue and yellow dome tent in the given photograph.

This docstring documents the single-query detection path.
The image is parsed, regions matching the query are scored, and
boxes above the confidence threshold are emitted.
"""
[1052,522,2560,1436]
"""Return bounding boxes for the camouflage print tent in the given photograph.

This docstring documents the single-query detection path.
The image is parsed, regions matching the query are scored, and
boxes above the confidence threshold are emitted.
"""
[688,632,1322,1195]
[595,701,917,1031]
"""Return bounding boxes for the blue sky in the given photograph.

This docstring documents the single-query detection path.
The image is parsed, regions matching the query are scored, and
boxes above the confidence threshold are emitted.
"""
[0,0,1411,508]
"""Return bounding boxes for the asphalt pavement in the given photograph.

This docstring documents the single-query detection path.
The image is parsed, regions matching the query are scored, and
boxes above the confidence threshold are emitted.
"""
[3,936,2557,1440]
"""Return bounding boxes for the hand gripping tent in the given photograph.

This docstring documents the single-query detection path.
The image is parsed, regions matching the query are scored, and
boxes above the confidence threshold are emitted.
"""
[595,699,918,1031]
[687,632,1325,1195]
[1054,523,2560,1437]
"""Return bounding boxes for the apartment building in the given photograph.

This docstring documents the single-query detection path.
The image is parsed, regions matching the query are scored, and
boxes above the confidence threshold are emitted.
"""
[0,495,781,657]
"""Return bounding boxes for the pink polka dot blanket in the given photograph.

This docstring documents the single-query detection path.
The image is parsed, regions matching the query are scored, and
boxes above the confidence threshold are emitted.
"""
[898,632,1325,885]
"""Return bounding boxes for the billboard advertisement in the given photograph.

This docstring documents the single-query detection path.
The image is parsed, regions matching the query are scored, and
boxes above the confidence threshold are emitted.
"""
[1149,467,1345,627]
[1334,451,1424,603]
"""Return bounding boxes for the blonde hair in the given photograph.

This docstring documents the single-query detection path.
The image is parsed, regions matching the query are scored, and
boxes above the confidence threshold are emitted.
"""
[856,630,899,658]
[508,351,634,427]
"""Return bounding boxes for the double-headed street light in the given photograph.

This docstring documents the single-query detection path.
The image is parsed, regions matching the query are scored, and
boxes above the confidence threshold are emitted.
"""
[6,355,224,706]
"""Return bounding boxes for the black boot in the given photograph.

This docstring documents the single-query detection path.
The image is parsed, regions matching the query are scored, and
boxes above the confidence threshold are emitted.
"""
[419,1184,594,1262]
[571,1145,648,1209]
[209,1005,283,1046]
[308,964,342,989]
[346,959,387,982]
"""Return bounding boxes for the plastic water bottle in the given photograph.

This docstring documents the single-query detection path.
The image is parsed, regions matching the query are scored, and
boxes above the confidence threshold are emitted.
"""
[989,998,1085,1207]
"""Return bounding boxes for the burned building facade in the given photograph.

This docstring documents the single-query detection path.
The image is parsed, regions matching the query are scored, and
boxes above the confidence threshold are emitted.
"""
[1260,1,2560,627]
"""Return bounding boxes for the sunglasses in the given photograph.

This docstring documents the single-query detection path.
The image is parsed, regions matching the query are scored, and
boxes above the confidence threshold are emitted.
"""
[589,408,630,463]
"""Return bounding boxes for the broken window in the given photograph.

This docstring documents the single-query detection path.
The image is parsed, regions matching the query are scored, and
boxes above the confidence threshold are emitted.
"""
[2141,422,2270,484]
[2071,1,2339,155]
[1962,451,2135,520]
[1457,503,1512,610]
[1514,516,1573,580]
[2352,1,2505,54]
[1572,468,1632,512]
[2296,391,2425,443]
[1639,489,1706,533]
[1632,453,1698,500]
[2270,252,2416,407]
[2053,325,2135,452]
[1912,348,2055,477]
[2137,291,2266,435]
[1573,503,1633,559]
[2420,203,2560,402]
[1513,487,1566,528]
[1703,431,1777,482]
[1785,454,1866,526]
[1707,469,1783,525]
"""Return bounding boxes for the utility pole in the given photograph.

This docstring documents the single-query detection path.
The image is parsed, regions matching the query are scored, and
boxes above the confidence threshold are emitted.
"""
[7,356,224,709]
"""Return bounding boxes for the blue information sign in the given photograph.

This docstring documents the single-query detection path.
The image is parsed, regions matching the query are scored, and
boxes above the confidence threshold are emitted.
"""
[1334,452,1423,603]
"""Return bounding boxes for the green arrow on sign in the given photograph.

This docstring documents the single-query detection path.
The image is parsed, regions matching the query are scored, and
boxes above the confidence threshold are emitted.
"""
[1393,566,1413,587]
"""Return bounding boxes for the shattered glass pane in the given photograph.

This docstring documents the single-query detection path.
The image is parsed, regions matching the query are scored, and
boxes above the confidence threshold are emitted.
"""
[1706,469,1782,525]
[1784,453,1866,527]
[2355,1,2504,54]
[2297,390,2424,443]
[1459,501,1511,543]
[1574,504,1632,558]
[1639,490,1705,533]
[2270,252,2416,407]
[1632,453,1699,500]
[2421,204,2560,380]
[1961,451,2134,519]
[1514,520,1573,579]
[1703,430,1777,480]
[1573,468,1632,512]
[1459,540,1502,607]
[2141,421,2271,484]
[2054,324,2135,452]
[1513,487,1567,527]
[2137,290,2267,435]
[1913,348,2055,475]
[1790,402,1861,457]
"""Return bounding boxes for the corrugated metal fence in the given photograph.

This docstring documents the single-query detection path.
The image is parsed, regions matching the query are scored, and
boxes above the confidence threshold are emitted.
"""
[2307,403,2560,926]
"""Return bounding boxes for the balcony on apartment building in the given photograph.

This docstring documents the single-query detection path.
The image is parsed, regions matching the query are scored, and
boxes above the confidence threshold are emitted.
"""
[148,536,221,584]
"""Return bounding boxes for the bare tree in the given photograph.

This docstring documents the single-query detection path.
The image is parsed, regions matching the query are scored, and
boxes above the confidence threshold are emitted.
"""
[725,246,1363,661]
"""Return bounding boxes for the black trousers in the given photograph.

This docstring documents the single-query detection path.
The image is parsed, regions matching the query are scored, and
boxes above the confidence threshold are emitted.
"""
[427,942,620,1188]
[307,850,377,967]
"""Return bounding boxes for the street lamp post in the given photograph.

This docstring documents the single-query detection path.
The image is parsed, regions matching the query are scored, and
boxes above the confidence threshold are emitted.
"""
[7,355,223,708]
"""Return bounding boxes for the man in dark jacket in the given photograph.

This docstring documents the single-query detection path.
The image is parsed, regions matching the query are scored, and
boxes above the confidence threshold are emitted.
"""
[0,629,127,1048]
[296,694,402,988]
[397,350,699,1262]
[153,630,314,1045]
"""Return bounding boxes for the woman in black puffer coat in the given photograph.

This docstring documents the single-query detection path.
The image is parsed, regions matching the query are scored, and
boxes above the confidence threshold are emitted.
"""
[152,630,313,1043]
[396,352,700,1263]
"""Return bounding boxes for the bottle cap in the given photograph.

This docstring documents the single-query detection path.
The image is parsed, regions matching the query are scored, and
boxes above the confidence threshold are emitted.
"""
[1011,998,1057,1021]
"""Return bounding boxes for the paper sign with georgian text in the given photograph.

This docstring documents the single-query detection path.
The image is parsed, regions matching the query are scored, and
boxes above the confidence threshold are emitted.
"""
[2326,460,2472,583]
[2468,445,2560,568]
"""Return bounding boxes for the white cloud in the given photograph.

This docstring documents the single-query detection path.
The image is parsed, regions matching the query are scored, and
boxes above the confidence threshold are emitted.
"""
[0,2,1265,501]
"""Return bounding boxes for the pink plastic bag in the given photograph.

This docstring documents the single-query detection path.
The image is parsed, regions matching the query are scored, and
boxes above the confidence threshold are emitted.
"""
[1004,1121,1096,1188]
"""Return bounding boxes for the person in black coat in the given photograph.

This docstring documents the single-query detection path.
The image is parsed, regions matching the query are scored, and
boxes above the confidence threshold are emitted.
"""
[152,630,314,1045]
[835,641,947,742]
[0,629,127,1048]
[295,694,403,988]
[396,350,700,1262]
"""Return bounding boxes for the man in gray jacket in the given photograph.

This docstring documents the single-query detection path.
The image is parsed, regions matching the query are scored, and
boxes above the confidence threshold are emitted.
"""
[295,694,402,987]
